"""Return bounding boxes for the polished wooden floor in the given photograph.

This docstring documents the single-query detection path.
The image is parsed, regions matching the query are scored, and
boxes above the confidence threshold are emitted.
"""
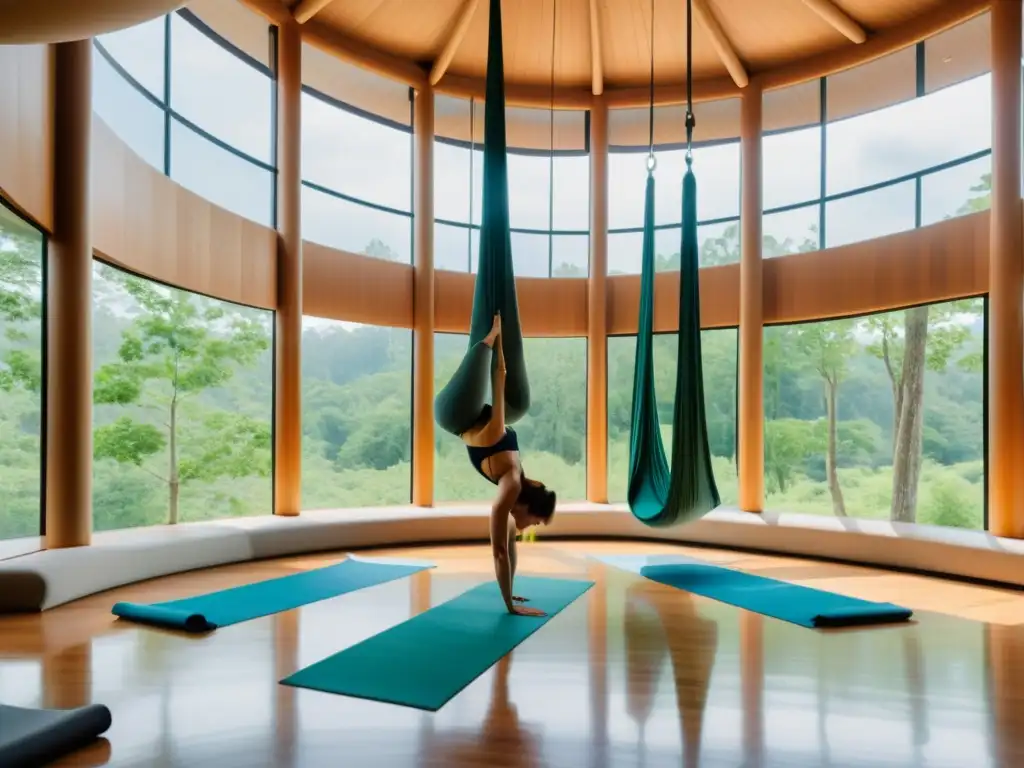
[3,539,1024,767]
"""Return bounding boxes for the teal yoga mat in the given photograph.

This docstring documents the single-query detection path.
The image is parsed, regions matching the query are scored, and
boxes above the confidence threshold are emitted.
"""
[281,576,593,710]
[596,555,912,628]
[112,555,433,633]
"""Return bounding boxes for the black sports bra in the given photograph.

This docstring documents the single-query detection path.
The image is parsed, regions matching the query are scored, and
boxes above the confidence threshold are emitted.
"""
[466,428,519,485]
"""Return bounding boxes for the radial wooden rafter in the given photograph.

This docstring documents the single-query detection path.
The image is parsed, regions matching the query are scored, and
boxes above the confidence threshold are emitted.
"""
[234,0,989,109]
[692,0,749,88]
[430,0,480,86]
[291,0,336,25]
[589,0,604,96]
[799,0,867,44]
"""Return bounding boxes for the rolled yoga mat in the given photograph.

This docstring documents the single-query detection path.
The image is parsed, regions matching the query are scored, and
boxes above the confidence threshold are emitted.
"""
[112,554,434,632]
[0,703,111,768]
[281,575,593,710]
[595,555,912,628]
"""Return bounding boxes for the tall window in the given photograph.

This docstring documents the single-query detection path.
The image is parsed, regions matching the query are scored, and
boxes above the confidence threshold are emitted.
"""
[763,299,984,529]
[435,335,587,502]
[91,262,273,530]
[300,46,413,263]
[0,204,44,540]
[92,10,276,226]
[763,29,992,255]
[434,98,590,277]
[607,330,738,506]
[301,319,412,507]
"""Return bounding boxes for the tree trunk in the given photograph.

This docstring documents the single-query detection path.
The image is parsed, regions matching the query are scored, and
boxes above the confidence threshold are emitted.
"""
[890,306,928,523]
[168,395,179,525]
[825,378,847,516]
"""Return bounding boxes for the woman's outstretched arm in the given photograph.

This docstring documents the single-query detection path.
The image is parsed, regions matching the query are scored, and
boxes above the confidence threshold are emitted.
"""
[490,471,520,612]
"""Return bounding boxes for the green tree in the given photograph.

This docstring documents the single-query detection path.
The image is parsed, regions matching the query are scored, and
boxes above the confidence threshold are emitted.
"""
[796,318,857,516]
[92,268,271,524]
[865,301,979,522]
[0,224,43,393]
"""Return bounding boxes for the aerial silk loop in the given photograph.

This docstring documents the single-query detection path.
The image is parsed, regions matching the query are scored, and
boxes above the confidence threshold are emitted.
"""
[434,0,530,437]
[627,0,720,527]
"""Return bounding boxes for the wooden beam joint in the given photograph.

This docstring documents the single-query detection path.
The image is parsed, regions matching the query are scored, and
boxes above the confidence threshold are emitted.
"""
[800,0,868,44]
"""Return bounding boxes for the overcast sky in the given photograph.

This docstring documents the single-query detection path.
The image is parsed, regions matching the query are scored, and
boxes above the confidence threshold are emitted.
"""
[93,12,993,284]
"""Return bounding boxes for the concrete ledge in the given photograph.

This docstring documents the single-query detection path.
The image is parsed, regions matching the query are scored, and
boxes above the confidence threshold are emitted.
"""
[0,504,1021,613]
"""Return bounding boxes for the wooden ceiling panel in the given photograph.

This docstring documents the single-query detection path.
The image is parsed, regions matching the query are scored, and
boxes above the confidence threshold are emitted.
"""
[233,0,978,109]
[833,0,948,30]
[318,0,464,61]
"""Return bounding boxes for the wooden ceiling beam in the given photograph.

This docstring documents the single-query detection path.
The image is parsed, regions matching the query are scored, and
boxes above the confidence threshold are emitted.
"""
[429,0,480,86]
[589,0,604,96]
[292,0,337,25]
[691,0,749,88]
[800,0,867,44]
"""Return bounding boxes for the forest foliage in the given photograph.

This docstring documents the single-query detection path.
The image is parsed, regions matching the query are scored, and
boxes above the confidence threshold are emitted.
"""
[0,173,989,539]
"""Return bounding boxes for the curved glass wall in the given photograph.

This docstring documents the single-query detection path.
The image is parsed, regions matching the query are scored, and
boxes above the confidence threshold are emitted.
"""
[301,319,412,506]
[0,204,45,541]
[764,42,991,257]
[91,261,273,530]
[92,10,276,227]
[300,51,413,263]
[434,98,591,277]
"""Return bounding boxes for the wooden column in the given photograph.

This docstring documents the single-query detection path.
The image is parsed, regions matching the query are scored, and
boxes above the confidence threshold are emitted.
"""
[988,0,1024,538]
[274,19,302,516]
[587,97,609,503]
[46,40,93,548]
[412,86,435,507]
[738,83,764,513]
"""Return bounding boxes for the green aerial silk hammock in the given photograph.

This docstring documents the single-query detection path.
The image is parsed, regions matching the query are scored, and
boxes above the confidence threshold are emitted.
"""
[627,0,720,527]
[434,0,529,437]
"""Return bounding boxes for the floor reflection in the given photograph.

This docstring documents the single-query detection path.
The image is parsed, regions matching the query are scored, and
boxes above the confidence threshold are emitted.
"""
[0,543,1021,766]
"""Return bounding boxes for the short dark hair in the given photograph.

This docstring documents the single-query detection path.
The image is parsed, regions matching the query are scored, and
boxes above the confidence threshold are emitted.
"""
[517,480,556,521]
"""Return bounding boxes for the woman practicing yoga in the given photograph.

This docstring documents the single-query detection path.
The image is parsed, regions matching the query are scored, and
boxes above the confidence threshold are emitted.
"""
[458,313,556,617]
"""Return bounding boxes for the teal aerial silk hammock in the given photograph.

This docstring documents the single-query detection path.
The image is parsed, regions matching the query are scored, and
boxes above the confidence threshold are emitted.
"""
[627,0,720,527]
[434,0,529,437]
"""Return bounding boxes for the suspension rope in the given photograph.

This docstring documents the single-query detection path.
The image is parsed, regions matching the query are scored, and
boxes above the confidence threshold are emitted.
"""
[647,0,655,170]
[685,0,695,164]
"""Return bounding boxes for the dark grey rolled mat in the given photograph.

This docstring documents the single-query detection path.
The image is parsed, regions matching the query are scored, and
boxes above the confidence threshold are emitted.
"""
[0,703,112,767]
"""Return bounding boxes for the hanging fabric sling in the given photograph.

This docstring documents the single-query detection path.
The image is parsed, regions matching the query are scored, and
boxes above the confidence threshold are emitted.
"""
[434,0,530,437]
[627,0,720,527]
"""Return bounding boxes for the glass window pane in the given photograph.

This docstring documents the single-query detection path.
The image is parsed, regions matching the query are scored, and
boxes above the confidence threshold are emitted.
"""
[826,74,991,196]
[696,221,741,267]
[608,231,640,275]
[169,13,271,163]
[93,45,166,171]
[302,185,411,262]
[435,222,470,272]
[471,147,484,226]
[764,126,821,210]
[608,151,646,230]
[301,319,411,507]
[96,17,166,98]
[763,205,820,257]
[552,235,589,277]
[511,232,550,277]
[608,330,737,504]
[470,228,481,272]
[92,262,273,530]
[301,92,412,213]
[552,153,590,231]
[921,155,992,226]
[170,119,273,226]
[825,181,916,249]
[435,335,586,502]
[507,153,551,230]
[0,206,44,540]
[658,142,741,223]
[434,140,471,224]
[763,300,984,529]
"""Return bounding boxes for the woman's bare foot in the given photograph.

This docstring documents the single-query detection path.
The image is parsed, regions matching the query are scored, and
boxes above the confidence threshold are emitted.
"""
[483,312,502,348]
